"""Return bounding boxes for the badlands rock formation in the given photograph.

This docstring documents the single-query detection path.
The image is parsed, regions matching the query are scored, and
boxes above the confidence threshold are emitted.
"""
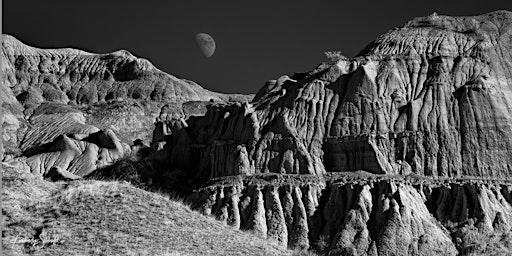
[191,173,512,254]
[155,11,512,254]
[167,10,512,180]
[1,35,249,177]
[3,10,512,256]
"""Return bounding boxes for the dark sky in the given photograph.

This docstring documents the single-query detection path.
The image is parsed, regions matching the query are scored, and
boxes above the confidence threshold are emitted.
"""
[3,1,511,94]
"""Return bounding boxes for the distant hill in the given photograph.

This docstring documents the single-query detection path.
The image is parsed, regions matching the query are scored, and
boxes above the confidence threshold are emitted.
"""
[0,34,252,178]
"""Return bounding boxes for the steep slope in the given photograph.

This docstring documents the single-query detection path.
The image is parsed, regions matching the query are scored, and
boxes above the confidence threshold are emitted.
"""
[1,34,231,105]
[2,160,293,256]
[150,11,512,255]
[0,34,251,177]
[164,10,512,180]
[190,173,512,254]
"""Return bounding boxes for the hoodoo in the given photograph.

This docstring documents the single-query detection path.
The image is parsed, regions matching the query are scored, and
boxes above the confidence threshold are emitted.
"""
[3,10,512,256]
[160,11,512,255]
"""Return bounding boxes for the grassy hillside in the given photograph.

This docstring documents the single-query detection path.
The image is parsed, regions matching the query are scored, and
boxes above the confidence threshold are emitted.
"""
[2,161,295,256]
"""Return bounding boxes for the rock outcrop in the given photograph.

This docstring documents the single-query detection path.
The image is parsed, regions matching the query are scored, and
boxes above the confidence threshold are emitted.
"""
[165,10,512,180]
[190,174,512,254]
[4,10,512,256]
[149,11,512,255]
[1,35,233,105]
[0,34,251,177]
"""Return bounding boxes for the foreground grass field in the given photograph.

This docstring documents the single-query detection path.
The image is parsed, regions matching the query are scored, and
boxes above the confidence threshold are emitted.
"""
[2,161,296,256]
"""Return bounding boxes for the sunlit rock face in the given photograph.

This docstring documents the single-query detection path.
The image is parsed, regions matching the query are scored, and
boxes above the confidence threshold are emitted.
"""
[169,12,512,254]
[166,11,512,180]
[191,174,512,254]
[1,34,229,105]
[347,10,512,178]
[2,10,512,256]
[0,34,250,176]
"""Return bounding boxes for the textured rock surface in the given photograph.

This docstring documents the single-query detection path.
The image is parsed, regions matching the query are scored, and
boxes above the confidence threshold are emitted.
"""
[151,11,512,255]
[4,10,512,256]
[190,174,512,255]
[166,11,512,180]
[1,34,251,177]
[1,35,236,105]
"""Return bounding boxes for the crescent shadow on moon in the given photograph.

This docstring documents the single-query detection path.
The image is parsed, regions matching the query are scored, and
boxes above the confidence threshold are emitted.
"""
[195,33,216,58]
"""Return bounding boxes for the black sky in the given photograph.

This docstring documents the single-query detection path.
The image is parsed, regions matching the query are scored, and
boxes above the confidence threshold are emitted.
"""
[3,1,511,94]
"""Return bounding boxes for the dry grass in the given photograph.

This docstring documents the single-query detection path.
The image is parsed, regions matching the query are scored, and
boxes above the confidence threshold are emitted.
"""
[449,223,512,255]
[88,152,194,196]
[2,166,293,256]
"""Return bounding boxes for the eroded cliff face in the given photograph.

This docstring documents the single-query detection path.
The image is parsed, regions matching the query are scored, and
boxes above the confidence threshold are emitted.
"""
[0,35,249,177]
[4,10,512,256]
[165,11,512,180]
[190,174,512,255]
[1,35,229,105]
[148,11,512,255]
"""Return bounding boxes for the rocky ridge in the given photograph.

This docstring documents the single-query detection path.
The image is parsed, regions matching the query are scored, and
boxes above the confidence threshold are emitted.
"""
[3,10,512,256]
[154,11,512,255]
[166,10,512,180]
[1,34,250,178]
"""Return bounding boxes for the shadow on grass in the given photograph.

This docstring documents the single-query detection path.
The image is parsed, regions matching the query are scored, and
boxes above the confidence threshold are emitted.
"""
[85,150,196,206]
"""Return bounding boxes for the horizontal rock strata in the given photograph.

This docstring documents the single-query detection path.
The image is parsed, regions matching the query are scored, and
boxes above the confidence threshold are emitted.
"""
[190,174,512,254]
[164,11,512,180]
[168,11,512,255]
[1,34,250,176]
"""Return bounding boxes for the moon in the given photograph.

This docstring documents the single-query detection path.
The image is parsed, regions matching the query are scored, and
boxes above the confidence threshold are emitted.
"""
[195,33,216,58]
